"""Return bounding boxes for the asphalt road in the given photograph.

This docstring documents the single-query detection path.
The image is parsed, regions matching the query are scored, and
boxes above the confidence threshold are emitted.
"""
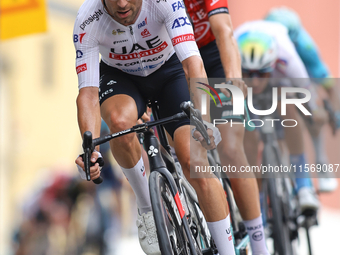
[114,206,340,255]
[115,127,340,255]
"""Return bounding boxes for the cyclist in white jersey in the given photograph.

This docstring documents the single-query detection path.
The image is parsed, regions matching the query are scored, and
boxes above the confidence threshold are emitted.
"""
[74,0,197,80]
[74,0,237,254]
[265,6,339,192]
[235,20,316,94]
[234,20,320,213]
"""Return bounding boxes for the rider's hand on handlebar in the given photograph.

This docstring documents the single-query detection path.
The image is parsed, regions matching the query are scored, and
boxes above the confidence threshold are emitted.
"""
[75,150,103,180]
[220,79,248,101]
[192,128,216,150]
[137,110,151,124]
[141,112,151,122]
[192,121,222,151]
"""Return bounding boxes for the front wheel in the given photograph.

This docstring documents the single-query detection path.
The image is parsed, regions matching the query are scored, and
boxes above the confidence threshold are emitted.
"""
[262,145,294,255]
[149,171,201,255]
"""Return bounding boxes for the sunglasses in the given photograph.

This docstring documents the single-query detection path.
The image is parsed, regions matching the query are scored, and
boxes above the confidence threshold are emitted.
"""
[242,68,273,78]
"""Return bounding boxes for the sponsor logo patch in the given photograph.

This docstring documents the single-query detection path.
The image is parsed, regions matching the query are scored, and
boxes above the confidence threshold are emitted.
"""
[148,61,164,69]
[141,166,146,176]
[74,33,86,43]
[112,29,126,35]
[138,17,147,29]
[122,55,164,66]
[246,224,262,231]
[121,61,164,73]
[210,0,219,6]
[113,39,128,44]
[76,63,87,74]
[172,1,185,11]
[110,41,168,60]
[141,28,151,38]
[252,231,263,241]
[196,9,207,20]
[79,10,103,30]
[99,88,114,101]
[76,50,83,58]
[111,36,163,55]
[148,146,159,157]
[171,34,195,46]
[189,0,204,9]
[107,80,117,85]
[172,17,191,29]
[194,22,210,41]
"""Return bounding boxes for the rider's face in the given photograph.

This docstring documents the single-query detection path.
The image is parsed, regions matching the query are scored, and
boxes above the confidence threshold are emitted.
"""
[242,71,271,94]
[104,0,142,25]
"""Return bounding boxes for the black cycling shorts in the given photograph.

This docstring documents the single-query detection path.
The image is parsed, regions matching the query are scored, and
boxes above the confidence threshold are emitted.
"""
[99,54,190,138]
[200,40,243,122]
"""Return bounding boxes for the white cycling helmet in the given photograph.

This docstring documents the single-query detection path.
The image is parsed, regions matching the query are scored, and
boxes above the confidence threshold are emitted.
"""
[237,31,278,72]
[264,6,302,41]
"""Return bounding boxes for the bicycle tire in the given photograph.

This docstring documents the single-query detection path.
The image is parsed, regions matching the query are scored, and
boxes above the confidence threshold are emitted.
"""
[181,181,213,253]
[175,161,216,254]
[262,145,293,255]
[150,171,202,255]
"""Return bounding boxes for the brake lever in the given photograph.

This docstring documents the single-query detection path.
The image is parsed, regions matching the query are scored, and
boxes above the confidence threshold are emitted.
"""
[83,131,103,184]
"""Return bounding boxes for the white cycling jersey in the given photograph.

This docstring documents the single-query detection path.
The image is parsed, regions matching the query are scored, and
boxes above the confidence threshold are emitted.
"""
[73,0,199,89]
[234,20,317,110]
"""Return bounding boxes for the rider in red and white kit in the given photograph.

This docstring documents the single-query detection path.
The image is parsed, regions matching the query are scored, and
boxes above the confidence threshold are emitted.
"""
[183,0,270,254]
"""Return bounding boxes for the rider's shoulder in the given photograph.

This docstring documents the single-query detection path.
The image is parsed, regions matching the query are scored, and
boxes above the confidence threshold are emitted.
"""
[74,0,105,30]
[149,0,185,11]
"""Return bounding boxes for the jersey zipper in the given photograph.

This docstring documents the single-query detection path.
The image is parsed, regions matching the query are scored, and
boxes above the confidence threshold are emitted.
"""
[129,25,147,76]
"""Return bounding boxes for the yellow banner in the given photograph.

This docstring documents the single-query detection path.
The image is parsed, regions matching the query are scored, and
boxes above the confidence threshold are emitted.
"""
[0,0,47,40]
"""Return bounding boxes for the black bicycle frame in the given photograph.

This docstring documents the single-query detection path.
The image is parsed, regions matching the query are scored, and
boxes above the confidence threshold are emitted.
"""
[145,101,198,255]
[83,100,206,255]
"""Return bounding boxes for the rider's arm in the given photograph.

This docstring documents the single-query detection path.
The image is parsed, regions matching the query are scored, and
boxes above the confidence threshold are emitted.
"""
[205,0,246,96]
[76,87,101,147]
[157,0,219,148]
[73,15,102,170]
[156,0,209,117]
[209,13,242,79]
[295,27,340,120]
[73,14,101,143]
[76,88,102,180]
[181,56,210,122]
[294,27,330,82]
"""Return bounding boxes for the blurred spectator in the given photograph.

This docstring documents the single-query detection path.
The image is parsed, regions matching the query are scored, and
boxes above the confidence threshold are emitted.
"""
[12,165,122,255]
